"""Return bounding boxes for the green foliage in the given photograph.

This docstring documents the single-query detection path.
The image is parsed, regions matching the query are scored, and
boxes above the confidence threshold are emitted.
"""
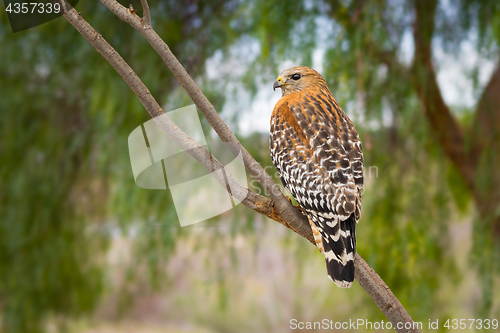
[0,18,107,333]
[0,0,235,330]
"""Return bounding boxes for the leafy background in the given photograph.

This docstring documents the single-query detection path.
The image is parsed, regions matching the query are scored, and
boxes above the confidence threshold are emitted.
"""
[1,0,499,332]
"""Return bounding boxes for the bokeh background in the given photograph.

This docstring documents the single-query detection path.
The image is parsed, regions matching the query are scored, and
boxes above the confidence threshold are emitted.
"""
[1,0,500,332]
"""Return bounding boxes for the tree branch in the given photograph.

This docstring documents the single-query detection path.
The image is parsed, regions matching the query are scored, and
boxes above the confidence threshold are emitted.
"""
[55,1,420,331]
[55,0,288,227]
[354,254,419,331]
[99,0,297,218]
[139,0,151,26]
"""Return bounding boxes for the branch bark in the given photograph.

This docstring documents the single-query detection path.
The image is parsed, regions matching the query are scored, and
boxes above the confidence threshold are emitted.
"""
[139,0,151,26]
[354,254,419,331]
[55,1,420,331]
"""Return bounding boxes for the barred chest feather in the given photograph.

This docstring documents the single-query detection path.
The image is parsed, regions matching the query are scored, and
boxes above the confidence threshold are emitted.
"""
[270,88,363,222]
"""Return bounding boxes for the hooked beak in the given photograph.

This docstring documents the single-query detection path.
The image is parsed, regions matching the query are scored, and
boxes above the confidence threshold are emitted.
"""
[273,77,283,91]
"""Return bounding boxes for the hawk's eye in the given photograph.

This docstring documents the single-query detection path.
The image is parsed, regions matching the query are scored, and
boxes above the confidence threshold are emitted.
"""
[292,74,301,80]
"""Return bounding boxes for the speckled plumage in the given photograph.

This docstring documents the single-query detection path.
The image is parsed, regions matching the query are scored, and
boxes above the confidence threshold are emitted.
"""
[270,66,363,288]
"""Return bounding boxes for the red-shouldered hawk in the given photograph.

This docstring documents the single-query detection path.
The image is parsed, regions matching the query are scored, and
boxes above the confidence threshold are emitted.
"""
[270,66,363,288]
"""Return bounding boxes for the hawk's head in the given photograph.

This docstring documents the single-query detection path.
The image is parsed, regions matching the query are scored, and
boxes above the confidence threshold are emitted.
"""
[273,66,328,97]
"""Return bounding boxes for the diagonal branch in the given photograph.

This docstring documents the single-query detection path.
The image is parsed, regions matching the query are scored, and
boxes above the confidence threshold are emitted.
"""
[55,1,420,332]
[354,254,419,331]
[55,0,302,232]
[99,0,298,222]
[412,0,475,191]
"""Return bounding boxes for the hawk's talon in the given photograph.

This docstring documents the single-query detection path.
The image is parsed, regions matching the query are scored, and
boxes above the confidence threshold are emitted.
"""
[286,196,307,216]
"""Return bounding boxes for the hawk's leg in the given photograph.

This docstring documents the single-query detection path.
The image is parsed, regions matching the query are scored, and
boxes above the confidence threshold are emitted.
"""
[307,216,324,254]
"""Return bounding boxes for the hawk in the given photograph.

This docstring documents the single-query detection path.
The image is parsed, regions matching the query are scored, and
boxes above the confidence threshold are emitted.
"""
[270,66,363,288]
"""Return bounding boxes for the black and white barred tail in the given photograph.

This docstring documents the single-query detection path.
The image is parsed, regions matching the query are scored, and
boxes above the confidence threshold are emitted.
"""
[309,213,356,288]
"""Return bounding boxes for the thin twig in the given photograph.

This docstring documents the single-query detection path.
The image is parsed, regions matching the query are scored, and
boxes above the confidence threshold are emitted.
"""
[139,0,151,26]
